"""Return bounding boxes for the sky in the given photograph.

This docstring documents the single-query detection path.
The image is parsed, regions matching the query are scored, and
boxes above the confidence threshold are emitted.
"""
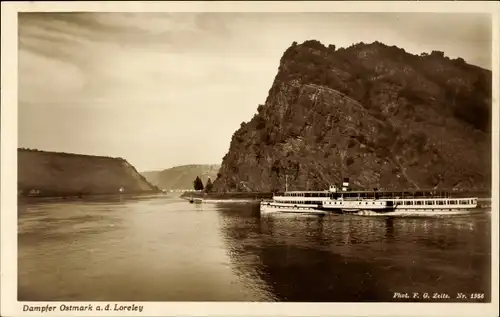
[18,12,492,172]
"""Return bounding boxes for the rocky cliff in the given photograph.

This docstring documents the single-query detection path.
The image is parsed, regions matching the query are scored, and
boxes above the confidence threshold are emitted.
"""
[18,148,160,197]
[142,164,220,190]
[212,40,491,192]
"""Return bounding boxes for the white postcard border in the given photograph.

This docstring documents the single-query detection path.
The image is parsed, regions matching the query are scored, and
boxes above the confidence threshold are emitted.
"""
[1,1,499,317]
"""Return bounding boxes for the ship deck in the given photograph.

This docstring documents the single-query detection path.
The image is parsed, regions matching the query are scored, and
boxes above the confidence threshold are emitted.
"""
[279,189,480,199]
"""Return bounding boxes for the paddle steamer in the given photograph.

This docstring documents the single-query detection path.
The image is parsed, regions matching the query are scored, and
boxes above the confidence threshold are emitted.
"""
[260,179,478,215]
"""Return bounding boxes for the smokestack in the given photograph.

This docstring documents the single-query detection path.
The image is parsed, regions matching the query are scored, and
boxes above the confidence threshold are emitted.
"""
[342,177,349,191]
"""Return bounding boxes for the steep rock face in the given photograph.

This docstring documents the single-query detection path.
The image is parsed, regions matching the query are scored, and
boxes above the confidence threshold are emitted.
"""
[18,148,160,197]
[212,40,491,192]
[142,164,220,190]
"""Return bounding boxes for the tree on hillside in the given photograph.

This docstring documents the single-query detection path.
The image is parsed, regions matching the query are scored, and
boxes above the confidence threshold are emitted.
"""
[205,177,213,193]
[193,176,204,191]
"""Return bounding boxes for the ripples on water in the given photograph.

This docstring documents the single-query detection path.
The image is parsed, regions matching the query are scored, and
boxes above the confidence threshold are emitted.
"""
[18,196,491,302]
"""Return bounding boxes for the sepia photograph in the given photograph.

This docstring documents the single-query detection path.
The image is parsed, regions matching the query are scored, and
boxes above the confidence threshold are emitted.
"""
[1,1,499,317]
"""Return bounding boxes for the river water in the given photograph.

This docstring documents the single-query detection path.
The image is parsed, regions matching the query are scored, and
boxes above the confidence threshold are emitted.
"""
[18,195,491,302]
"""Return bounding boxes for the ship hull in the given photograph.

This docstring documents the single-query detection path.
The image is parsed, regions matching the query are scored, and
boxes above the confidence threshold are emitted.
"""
[354,209,476,216]
[260,202,326,215]
[260,202,477,215]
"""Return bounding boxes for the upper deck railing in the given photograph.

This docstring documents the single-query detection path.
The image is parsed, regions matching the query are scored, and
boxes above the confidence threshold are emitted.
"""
[277,188,485,199]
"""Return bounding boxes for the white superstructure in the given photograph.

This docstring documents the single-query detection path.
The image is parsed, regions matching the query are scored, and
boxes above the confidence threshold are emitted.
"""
[260,181,478,215]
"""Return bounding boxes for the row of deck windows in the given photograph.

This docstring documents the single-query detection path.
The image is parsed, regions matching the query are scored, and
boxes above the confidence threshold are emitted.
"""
[281,200,323,205]
[325,201,383,205]
[278,199,475,205]
[283,192,454,198]
[395,199,474,205]
[285,193,329,197]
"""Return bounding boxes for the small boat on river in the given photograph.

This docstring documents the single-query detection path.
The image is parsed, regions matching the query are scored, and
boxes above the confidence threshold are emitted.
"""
[189,198,203,204]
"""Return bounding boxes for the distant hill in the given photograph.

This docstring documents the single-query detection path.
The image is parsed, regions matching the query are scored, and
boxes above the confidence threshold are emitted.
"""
[213,40,491,192]
[141,164,220,190]
[18,148,161,197]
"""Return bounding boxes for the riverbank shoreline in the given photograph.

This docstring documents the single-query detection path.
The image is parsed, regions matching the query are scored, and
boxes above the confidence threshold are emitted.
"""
[180,191,492,208]
[189,199,259,204]
[18,191,492,208]
[180,192,273,200]
[18,191,166,204]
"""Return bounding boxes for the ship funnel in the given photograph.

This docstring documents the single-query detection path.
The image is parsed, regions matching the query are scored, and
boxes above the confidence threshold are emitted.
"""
[342,178,349,191]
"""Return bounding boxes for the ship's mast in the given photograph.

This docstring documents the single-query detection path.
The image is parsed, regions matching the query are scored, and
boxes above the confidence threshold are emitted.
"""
[285,174,288,192]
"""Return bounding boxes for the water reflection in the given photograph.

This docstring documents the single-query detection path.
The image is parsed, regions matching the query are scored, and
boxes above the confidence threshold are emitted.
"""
[19,198,270,301]
[18,198,490,302]
[385,217,395,240]
[217,205,491,302]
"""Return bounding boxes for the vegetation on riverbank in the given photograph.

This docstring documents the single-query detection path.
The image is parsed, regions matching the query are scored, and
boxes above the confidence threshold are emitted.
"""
[18,148,161,198]
[141,164,219,191]
[213,40,491,193]
[180,189,491,201]
[180,191,274,200]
